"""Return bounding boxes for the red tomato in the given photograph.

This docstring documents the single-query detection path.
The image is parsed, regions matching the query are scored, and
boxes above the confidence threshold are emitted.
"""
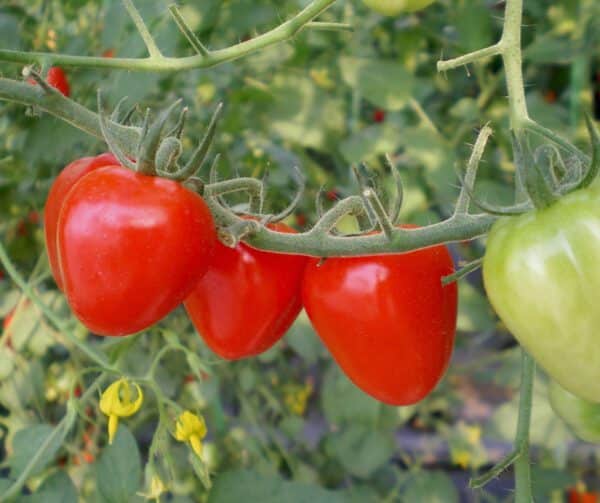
[326,189,340,201]
[569,488,598,503]
[184,222,310,359]
[302,228,457,405]
[102,49,115,58]
[3,308,14,332]
[295,213,307,228]
[57,166,217,336]
[31,67,70,96]
[44,153,118,290]
[373,109,386,123]
[544,89,558,104]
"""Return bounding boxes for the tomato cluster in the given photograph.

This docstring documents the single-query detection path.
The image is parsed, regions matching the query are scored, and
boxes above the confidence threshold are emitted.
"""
[45,155,458,405]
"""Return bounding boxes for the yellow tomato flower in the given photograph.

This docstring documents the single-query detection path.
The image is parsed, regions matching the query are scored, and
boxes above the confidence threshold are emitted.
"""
[99,378,143,444]
[174,411,207,457]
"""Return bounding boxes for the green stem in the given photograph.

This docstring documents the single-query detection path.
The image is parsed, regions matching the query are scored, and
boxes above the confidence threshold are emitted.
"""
[0,0,338,72]
[0,78,139,150]
[500,0,529,129]
[122,0,163,58]
[0,239,113,370]
[514,350,535,503]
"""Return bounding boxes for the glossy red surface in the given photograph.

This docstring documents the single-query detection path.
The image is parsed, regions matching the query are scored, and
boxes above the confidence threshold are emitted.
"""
[302,235,457,405]
[45,153,118,290]
[58,166,216,336]
[185,222,310,360]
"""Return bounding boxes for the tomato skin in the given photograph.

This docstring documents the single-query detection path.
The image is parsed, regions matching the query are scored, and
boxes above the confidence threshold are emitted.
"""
[58,166,217,336]
[45,67,70,96]
[549,380,600,443]
[362,0,435,16]
[44,153,118,290]
[568,488,598,503]
[302,231,457,405]
[483,187,600,402]
[373,109,386,123]
[184,222,310,359]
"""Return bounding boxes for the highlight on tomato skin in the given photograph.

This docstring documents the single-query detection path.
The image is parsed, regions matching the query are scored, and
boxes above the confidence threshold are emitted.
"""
[184,221,311,360]
[44,153,119,291]
[302,229,457,406]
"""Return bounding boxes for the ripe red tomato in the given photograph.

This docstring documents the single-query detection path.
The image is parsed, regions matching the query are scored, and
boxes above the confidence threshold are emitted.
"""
[184,222,310,359]
[57,166,217,336]
[44,153,118,290]
[373,109,386,123]
[46,67,70,96]
[302,228,457,405]
[568,488,598,503]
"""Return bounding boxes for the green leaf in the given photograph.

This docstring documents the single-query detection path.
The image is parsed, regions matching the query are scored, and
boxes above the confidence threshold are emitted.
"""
[208,470,346,503]
[457,282,496,333]
[0,345,15,380]
[339,57,415,111]
[268,74,345,150]
[9,424,64,478]
[339,123,404,164]
[402,471,459,502]
[454,0,494,53]
[321,364,383,427]
[26,471,78,503]
[285,311,325,365]
[96,426,142,503]
[328,425,395,478]
[531,466,576,501]
[486,376,572,449]
[0,14,22,50]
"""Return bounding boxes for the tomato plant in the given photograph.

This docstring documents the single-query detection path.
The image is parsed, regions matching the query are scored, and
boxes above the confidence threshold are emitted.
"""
[44,153,118,290]
[361,0,435,16]
[0,0,598,500]
[302,229,457,405]
[483,186,600,403]
[185,222,310,359]
[57,166,217,336]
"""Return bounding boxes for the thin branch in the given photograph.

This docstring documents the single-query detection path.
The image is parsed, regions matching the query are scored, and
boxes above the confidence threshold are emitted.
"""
[454,125,493,215]
[122,0,163,58]
[363,188,394,240]
[168,4,210,57]
[470,449,522,489]
[513,351,535,503]
[437,43,502,72]
[442,258,483,286]
[0,0,339,72]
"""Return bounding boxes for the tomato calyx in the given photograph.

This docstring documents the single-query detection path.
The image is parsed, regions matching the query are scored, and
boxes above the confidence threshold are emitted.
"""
[463,124,600,217]
[97,91,223,183]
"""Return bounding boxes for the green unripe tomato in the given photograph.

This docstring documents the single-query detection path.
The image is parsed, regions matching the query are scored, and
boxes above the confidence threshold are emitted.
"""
[483,187,600,402]
[549,380,600,443]
[361,0,435,16]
